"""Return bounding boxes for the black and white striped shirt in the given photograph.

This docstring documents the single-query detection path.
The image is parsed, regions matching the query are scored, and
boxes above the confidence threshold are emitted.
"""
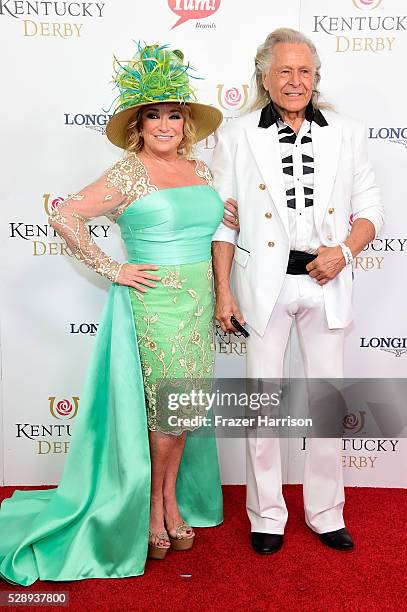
[259,101,329,253]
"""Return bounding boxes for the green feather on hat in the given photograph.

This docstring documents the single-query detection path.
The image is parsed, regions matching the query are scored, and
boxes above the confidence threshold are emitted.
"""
[106,42,223,150]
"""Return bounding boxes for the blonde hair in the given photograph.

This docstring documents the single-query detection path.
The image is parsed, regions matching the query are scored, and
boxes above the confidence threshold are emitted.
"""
[126,103,196,158]
[248,28,331,113]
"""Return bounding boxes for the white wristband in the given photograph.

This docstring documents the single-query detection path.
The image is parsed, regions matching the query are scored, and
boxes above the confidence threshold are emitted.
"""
[339,242,353,266]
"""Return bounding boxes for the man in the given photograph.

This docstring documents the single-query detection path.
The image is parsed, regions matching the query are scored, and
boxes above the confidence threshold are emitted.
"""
[211,28,384,554]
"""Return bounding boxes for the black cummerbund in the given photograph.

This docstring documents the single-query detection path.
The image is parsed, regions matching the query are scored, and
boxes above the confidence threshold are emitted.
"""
[286,250,317,275]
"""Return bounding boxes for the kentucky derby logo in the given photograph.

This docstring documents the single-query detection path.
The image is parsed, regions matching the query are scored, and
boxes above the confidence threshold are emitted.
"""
[217,85,250,111]
[43,194,64,216]
[343,410,366,434]
[214,322,246,356]
[168,0,221,29]
[314,0,398,53]
[8,194,111,259]
[0,1,106,38]
[49,397,79,420]
[352,0,383,9]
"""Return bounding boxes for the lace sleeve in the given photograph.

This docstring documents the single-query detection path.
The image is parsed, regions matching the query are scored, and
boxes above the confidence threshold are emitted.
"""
[48,156,137,282]
[195,159,214,186]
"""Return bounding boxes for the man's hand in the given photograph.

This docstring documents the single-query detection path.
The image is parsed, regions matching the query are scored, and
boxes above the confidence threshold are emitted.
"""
[222,197,239,230]
[215,286,244,332]
[306,246,346,285]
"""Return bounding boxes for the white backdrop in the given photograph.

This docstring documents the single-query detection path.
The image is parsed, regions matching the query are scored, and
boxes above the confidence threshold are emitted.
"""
[1,0,406,487]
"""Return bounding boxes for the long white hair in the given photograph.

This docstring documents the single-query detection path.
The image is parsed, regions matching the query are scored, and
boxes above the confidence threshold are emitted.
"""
[248,28,330,112]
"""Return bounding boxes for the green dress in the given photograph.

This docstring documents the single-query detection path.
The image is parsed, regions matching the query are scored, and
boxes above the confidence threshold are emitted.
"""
[0,161,224,585]
[123,186,219,434]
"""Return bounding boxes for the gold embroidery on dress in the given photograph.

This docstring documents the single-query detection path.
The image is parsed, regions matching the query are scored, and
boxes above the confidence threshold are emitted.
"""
[49,207,122,282]
[48,152,160,281]
[106,153,158,220]
[48,153,213,285]
[161,269,186,290]
[130,260,214,433]
[194,159,213,186]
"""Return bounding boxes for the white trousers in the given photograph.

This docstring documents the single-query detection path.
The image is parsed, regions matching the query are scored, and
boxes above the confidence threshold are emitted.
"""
[245,274,345,534]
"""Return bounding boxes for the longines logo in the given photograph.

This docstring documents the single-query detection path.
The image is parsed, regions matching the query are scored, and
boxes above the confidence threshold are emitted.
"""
[0,1,105,38]
[215,323,246,356]
[301,437,399,469]
[64,112,112,134]
[8,193,111,257]
[343,410,366,434]
[369,127,407,150]
[312,0,406,53]
[360,337,407,357]
[217,85,250,118]
[70,322,99,336]
[168,0,220,29]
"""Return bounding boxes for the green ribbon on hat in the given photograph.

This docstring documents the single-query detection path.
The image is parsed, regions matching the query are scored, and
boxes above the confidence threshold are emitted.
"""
[111,42,200,113]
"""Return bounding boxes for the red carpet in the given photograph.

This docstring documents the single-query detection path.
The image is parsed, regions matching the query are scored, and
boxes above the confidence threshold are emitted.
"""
[0,485,406,611]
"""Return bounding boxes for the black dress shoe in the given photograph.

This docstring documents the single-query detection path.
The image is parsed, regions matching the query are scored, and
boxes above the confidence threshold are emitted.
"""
[251,532,284,554]
[318,528,354,551]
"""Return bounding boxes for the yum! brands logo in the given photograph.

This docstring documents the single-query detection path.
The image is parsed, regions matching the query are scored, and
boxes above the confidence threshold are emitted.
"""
[168,0,221,29]
[49,396,79,420]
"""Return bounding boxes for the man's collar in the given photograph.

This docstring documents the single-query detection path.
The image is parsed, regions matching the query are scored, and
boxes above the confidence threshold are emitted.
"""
[258,99,328,129]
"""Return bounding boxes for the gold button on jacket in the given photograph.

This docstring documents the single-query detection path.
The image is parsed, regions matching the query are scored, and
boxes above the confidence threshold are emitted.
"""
[259,183,266,190]
[268,241,275,247]
[265,212,272,219]
[328,207,335,214]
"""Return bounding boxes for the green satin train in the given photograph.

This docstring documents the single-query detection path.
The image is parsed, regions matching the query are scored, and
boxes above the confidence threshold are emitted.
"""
[0,184,224,585]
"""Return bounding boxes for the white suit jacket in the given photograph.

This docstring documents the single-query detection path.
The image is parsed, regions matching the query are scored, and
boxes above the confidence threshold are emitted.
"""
[211,108,384,337]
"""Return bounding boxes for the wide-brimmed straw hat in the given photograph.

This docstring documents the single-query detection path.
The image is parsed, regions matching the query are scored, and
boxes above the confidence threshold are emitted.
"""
[106,43,223,149]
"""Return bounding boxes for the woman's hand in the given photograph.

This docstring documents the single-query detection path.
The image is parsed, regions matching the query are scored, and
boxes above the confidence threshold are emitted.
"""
[116,263,161,292]
[222,197,240,231]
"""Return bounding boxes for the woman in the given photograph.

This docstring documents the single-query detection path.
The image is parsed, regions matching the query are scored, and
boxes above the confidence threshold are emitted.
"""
[0,43,239,584]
